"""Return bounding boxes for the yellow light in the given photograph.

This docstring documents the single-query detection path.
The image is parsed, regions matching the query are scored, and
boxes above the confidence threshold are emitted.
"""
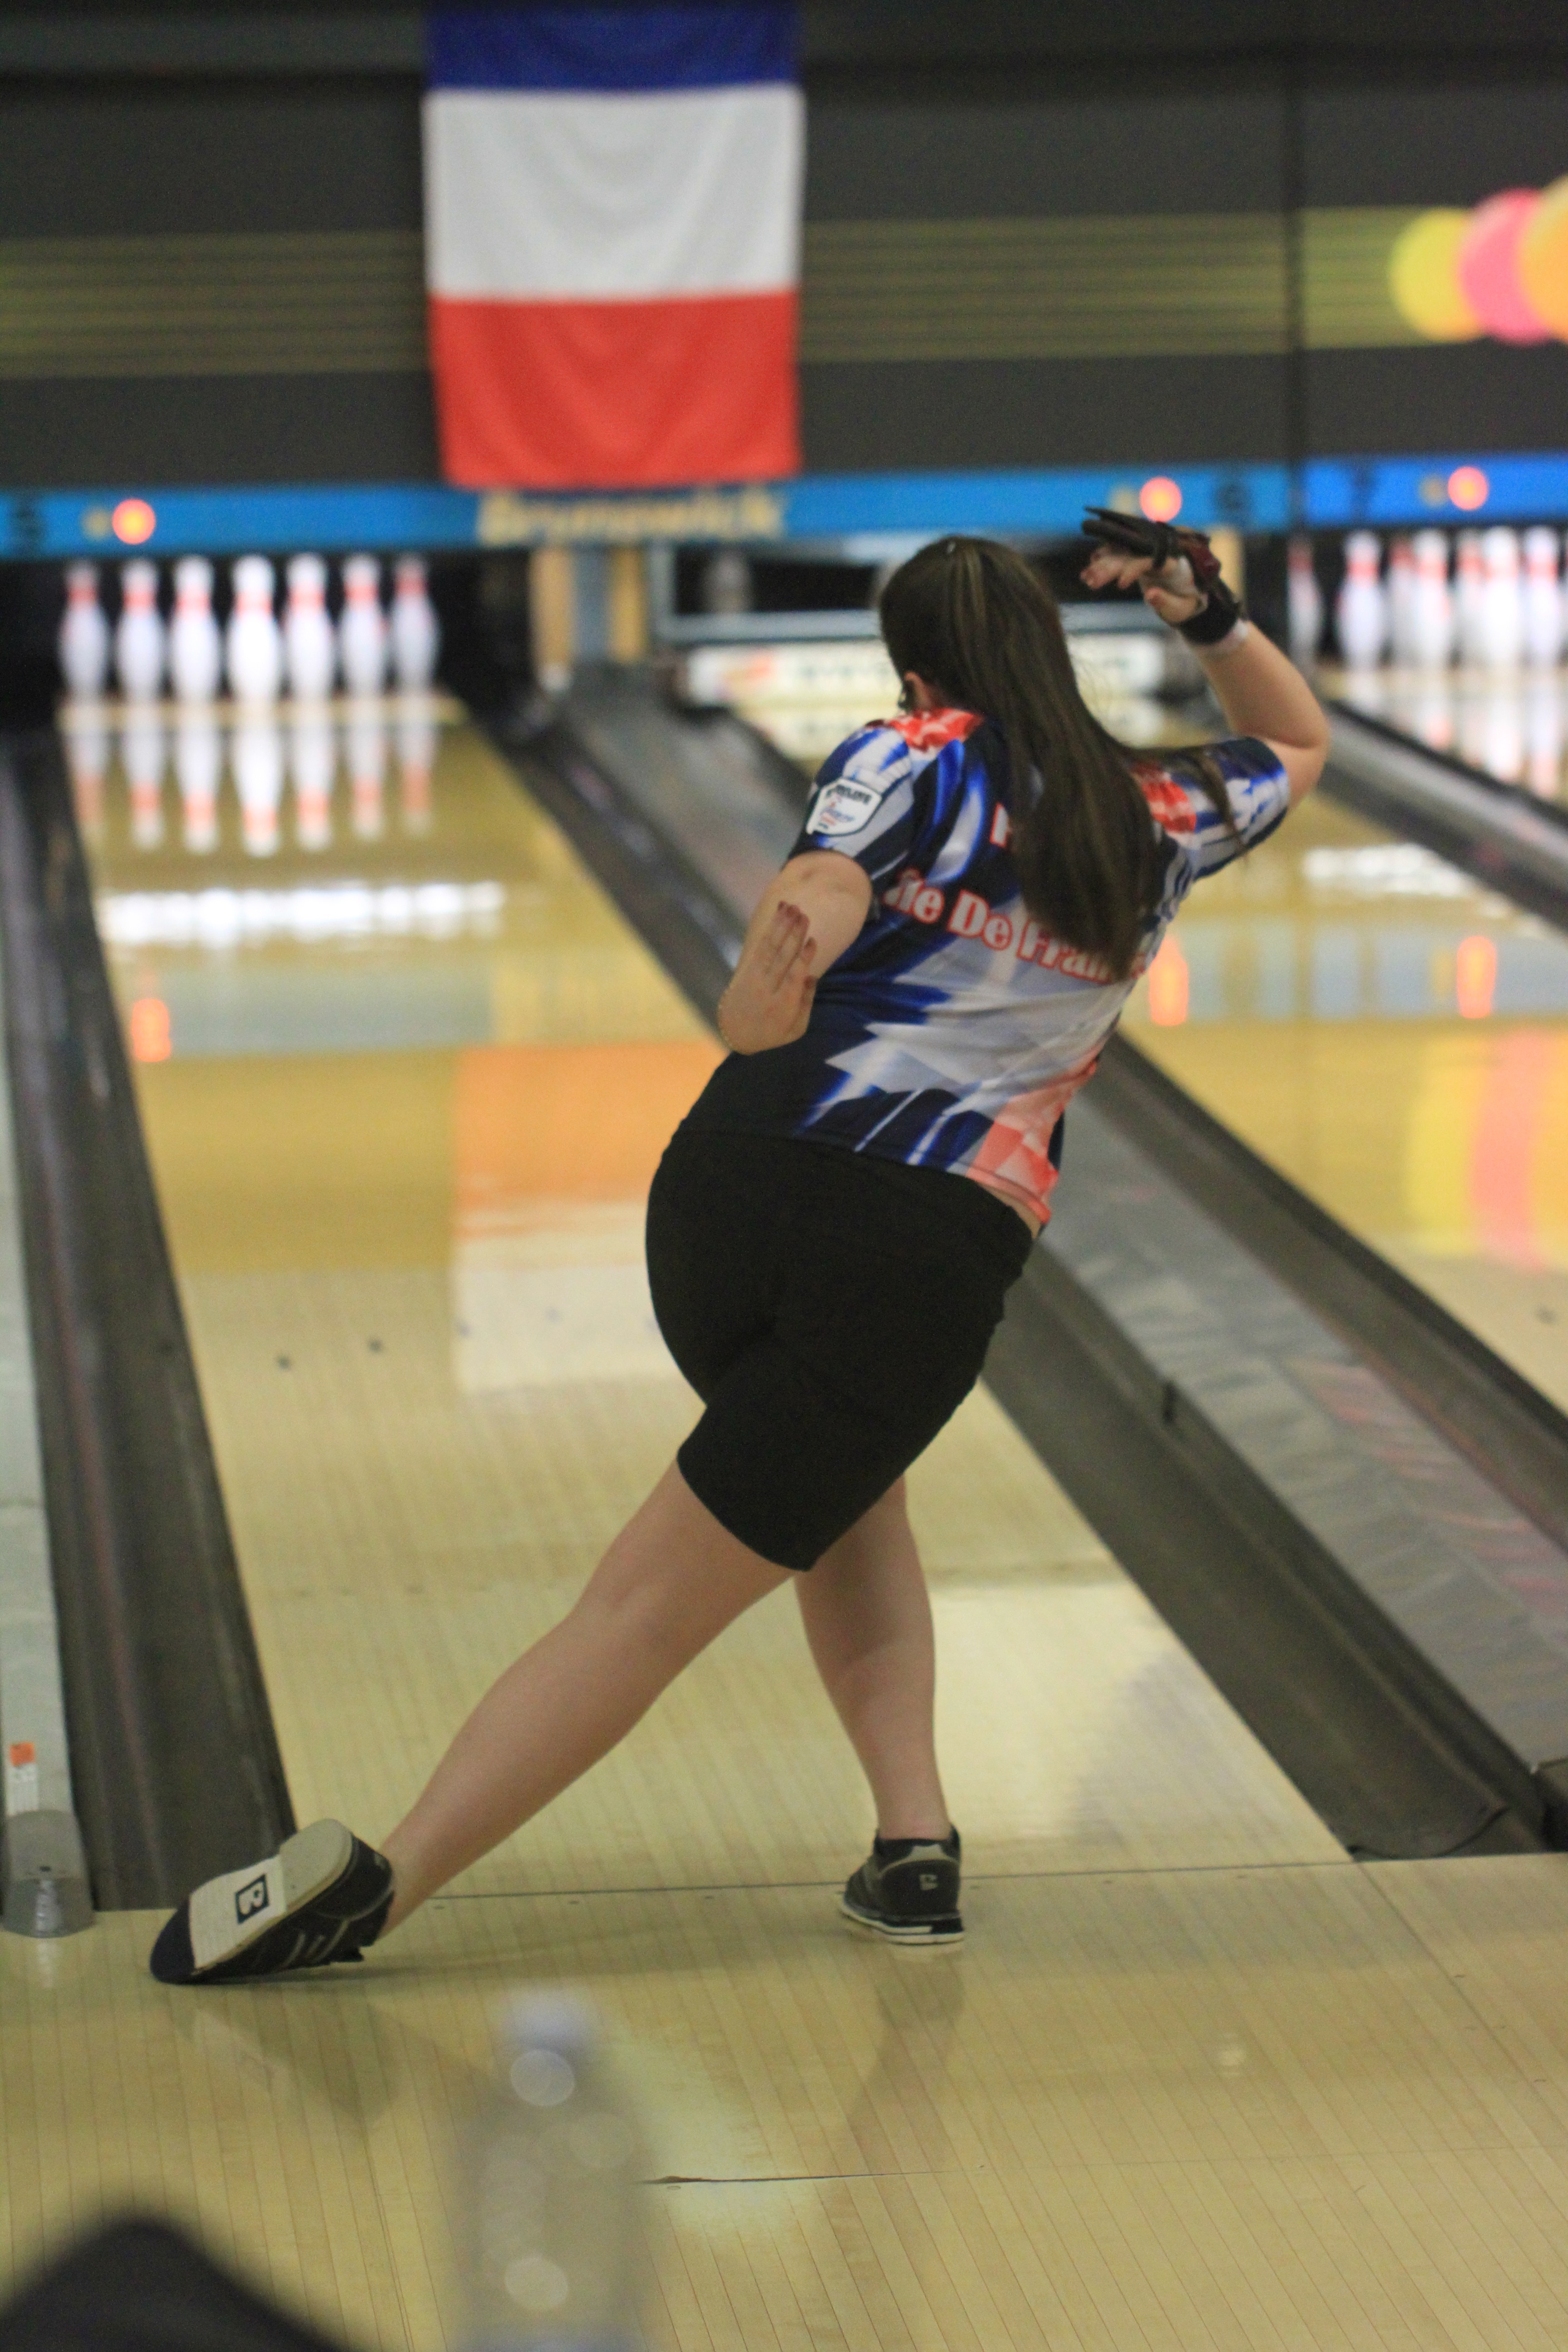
[1387,210,1484,341]
[1139,476,1183,524]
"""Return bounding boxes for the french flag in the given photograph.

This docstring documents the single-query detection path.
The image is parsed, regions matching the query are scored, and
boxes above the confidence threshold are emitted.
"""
[423,5,803,490]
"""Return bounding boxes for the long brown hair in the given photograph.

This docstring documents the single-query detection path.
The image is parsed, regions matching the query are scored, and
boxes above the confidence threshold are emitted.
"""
[878,535,1230,980]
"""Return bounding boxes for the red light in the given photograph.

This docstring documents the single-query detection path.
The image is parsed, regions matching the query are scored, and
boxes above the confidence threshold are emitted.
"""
[1139,476,1183,524]
[128,997,172,1062]
[1447,466,1490,512]
[112,498,157,545]
[1147,936,1189,1027]
[1455,934,1497,1019]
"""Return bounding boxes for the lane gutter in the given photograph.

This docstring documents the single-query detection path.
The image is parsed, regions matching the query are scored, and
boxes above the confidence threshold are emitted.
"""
[0,727,293,1910]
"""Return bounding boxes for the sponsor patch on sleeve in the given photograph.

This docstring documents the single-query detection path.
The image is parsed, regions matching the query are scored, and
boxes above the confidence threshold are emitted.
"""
[807,778,886,838]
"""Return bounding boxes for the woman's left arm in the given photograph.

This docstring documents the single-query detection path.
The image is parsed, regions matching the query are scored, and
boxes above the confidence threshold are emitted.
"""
[716,851,872,1054]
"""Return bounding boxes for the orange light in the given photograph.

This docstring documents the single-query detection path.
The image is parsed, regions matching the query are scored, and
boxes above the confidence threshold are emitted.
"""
[1147,936,1190,1027]
[1455,934,1497,1019]
[1447,466,1490,512]
[1139,475,1183,524]
[128,996,172,1062]
[111,497,157,545]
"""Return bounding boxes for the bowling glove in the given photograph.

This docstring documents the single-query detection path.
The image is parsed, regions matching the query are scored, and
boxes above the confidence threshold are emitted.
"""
[1082,506,1245,646]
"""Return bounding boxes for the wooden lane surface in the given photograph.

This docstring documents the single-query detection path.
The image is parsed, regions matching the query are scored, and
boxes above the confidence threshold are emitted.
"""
[19,719,1568,2349]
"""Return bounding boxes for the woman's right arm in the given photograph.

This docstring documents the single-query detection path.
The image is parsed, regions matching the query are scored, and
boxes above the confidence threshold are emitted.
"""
[1189,625,1330,807]
[1082,542,1330,806]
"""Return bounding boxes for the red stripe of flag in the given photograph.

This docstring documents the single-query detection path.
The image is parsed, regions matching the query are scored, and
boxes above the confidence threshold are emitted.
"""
[428,289,799,489]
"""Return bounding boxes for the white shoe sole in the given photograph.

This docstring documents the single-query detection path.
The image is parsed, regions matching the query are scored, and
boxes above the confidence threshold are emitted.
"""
[188,1820,354,1976]
[840,1895,964,1947]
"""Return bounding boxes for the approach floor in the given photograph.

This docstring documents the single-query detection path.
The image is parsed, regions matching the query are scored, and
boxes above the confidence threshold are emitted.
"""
[7,698,1568,2352]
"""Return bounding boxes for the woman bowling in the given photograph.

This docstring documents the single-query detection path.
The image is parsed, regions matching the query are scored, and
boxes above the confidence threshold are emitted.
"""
[152,521,1328,1981]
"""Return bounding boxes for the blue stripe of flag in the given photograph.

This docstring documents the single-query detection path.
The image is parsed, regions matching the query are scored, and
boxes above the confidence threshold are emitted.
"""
[426,5,797,93]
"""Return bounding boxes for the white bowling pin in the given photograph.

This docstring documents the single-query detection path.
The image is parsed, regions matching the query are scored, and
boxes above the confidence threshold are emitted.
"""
[59,564,111,699]
[233,714,284,855]
[396,699,436,833]
[1387,536,1416,666]
[169,556,223,704]
[346,701,386,839]
[1335,531,1388,670]
[391,554,440,691]
[1455,531,1486,667]
[289,706,336,851]
[1478,527,1524,672]
[1522,526,1563,669]
[1525,675,1563,799]
[122,705,166,850]
[284,554,338,701]
[339,555,388,696]
[63,703,109,841]
[115,561,166,701]
[225,556,284,705]
[1286,536,1322,665]
[1409,531,1455,671]
[175,711,221,853]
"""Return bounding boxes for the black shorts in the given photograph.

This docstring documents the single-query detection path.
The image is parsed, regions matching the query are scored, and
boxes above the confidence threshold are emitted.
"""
[646,1128,1034,1572]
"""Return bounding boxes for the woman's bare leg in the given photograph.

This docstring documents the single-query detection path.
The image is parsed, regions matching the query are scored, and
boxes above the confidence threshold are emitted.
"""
[378,1463,786,1932]
[795,1479,951,1842]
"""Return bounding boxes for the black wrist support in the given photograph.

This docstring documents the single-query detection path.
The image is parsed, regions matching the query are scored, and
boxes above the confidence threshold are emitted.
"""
[1081,504,1245,643]
[1176,575,1245,644]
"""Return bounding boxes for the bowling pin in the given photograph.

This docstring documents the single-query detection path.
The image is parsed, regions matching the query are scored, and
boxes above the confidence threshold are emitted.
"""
[1387,536,1416,666]
[391,554,440,691]
[115,561,166,701]
[1525,675,1563,799]
[1455,531,1486,667]
[1522,526,1563,669]
[346,701,386,839]
[396,697,436,833]
[1286,536,1322,666]
[58,564,111,699]
[284,554,338,701]
[1478,527,1524,671]
[1409,530,1455,671]
[1335,531,1388,671]
[233,713,284,855]
[225,556,284,705]
[63,703,109,842]
[175,711,221,853]
[169,556,223,704]
[122,705,167,850]
[339,555,388,696]
[289,705,336,851]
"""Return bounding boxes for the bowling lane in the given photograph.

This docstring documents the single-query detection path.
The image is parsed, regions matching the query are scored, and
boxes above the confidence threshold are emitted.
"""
[1333,661,1568,805]
[54,696,1568,2352]
[1122,787,1568,1411]
[678,628,1209,773]
[77,695,1337,1892]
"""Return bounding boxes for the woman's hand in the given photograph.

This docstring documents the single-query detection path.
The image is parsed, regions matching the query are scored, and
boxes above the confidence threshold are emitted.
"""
[717,900,818,1053]
[1080,542,1205,629]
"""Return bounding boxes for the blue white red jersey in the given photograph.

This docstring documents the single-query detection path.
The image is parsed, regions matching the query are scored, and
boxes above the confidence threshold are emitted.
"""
[686,709,1290,1223]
